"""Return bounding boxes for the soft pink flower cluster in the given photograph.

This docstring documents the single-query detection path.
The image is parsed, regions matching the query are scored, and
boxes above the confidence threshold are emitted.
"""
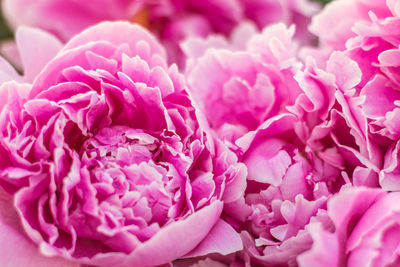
[2,0,320,66]
[0,0,399,266]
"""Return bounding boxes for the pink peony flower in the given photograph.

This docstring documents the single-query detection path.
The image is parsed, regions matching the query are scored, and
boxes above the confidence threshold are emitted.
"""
[303,51,383,188]
[228,113,342,266]
[303,0,393,68]
[310,0,392,52]
[0,22,246,266]
[2,0,320,66]
[300,1,396,190]
[298,186,400,267]
[185,24,371,187]
[185,23,356,266]
[314,0,400,191]
[185,23,303,144]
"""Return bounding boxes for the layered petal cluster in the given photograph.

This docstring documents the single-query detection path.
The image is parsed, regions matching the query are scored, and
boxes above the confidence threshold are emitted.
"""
[298,52,382,188]
[2,0,320,66]
[303,0,393,67]
[228,113,342,266]
[0,22,246,266]
[313,0,400,190]
[186,23,303,144]
[185,23,352,266]
[310,0,393,52]
[2,1,400,266]
[298,186,400,267]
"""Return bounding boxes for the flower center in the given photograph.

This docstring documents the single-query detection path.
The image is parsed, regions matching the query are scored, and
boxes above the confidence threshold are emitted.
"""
[82,126,159,168]
[77,126,181,230]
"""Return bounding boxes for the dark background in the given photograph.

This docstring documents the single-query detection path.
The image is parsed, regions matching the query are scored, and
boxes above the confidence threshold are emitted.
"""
[0,6,12,40]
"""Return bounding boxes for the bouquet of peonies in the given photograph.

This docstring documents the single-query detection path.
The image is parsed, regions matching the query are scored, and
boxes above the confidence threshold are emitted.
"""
[0,0,399,266]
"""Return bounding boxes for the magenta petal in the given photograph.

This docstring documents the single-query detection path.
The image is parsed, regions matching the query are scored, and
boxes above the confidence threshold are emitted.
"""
[222,163,247,203]
[115,201,223,267]
[184,219,243,258]
[236,113,297,151]
[0,189,78,267]
[327,187,385,264]
[299,187,386,267]
[244,138,291,186]
[297,223,339,267]
[327,52,362,91]
[0,81,31,117]
[380,141,400,190]
[361,74,400,119]
[346,192,400,254]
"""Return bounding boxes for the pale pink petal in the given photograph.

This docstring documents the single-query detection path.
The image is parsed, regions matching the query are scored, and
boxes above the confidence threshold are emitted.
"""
[387,0,400,16]
[0,56,21,84]
[63,21,166,63]
[361,74,400,119]
[115,201,223,267]
[0,39,22,70]
[184,219,243,258]
[222,163,247,203]
[327,52,362,92]
[244,138,291,186]
[310,0,369,50]
[380,141,400,190]
[297,223,339,267]
[16,26,63,82]
[327,187,385,265]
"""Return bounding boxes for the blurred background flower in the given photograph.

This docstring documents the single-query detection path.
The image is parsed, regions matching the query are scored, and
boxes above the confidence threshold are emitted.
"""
[0,0,332,68]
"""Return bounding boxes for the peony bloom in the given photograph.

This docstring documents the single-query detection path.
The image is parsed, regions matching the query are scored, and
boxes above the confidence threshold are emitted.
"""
[313,0,400,191]
[228,113,342,266]
[185,23,303,144]
[302,0,393,68]
[185,23,356,266]
[2,0,320,66]
[310,0,393,52]
[0,22,246,266]
[305,51,383,188]
[298,186,400,267]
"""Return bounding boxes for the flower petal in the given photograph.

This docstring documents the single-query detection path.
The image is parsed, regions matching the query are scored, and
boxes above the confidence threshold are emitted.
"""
[116,201,223,267]
[16,26,63,82]
[0,189,78,267]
